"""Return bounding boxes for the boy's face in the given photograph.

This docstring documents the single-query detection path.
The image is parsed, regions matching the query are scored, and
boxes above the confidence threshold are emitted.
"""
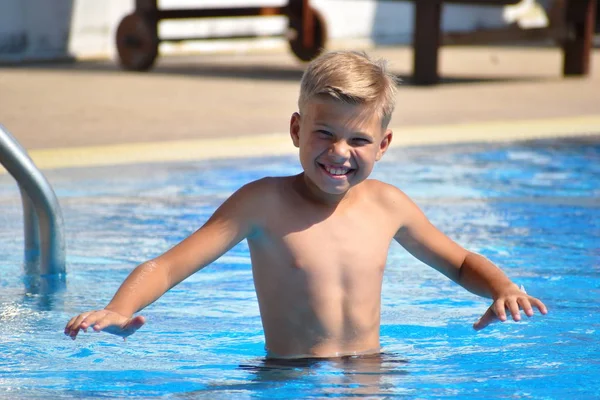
[290,98,392,202]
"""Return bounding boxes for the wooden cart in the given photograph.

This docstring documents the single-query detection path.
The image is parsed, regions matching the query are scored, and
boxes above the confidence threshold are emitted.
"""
[116,0,326,71]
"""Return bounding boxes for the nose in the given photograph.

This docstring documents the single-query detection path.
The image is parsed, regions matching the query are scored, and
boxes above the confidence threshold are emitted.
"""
[329,140,350,161]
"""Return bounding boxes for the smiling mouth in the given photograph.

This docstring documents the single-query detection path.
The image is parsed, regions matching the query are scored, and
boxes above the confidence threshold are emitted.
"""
[318,163,355,177]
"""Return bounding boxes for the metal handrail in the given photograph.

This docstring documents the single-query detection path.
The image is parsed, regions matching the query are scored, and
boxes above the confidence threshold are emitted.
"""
[0,124,65,275]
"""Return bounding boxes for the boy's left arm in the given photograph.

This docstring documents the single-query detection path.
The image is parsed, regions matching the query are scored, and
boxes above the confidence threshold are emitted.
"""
[390,190,547,330]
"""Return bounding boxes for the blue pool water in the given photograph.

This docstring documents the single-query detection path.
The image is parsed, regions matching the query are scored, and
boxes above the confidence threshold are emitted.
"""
[0,137,599,399]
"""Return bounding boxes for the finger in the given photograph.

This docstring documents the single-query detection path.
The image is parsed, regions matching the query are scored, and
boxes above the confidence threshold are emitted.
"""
[65,313,89,332]
[67,312,93,339]
[517,297,534,317]
[493,300,507,322]
[507,299,521,322]
[473,307,498,331]
[90,314,122,333]
[64,316,79,335]
[79,312,108,331]
[529,297,548,315]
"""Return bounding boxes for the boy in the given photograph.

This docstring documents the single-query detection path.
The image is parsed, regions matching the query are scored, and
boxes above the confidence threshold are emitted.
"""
[65,51,547,359]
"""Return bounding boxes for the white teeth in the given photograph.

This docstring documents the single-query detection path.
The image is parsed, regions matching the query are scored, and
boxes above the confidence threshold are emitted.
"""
[325,165,350,176]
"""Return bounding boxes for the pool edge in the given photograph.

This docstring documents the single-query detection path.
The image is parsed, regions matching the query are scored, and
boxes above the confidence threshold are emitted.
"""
[2,114,599,173]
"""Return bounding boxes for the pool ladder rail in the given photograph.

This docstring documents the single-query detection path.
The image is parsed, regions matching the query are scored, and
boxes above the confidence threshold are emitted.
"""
[0,124,65,276]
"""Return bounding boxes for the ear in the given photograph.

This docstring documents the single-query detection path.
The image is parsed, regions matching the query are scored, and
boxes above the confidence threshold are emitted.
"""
[375,129,392,161]
[290,112,301,148]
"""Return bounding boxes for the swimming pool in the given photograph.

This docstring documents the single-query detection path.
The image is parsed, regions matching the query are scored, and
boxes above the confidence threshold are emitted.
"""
[1,137,598,399]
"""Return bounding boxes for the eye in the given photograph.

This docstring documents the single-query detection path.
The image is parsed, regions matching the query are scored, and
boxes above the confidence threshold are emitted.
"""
[351,137,372,146]
[316,130,333,138]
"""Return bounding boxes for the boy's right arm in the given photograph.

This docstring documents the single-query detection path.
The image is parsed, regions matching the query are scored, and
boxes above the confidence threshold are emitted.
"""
[64,180,268,340]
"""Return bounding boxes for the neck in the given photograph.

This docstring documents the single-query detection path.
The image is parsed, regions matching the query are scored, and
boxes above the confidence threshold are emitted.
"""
[293,173,353,207]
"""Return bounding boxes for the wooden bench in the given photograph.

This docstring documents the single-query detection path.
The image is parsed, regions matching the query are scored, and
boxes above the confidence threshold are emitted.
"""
[116,0,597,85]
[410,0,522,84]
[398,0,597,84]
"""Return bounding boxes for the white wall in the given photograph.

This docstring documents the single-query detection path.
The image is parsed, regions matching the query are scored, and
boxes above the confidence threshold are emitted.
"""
[0,0,74,61]
[0,0,518,62]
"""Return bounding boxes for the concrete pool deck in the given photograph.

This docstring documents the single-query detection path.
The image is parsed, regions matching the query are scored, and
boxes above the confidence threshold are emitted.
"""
[0,44,599,171]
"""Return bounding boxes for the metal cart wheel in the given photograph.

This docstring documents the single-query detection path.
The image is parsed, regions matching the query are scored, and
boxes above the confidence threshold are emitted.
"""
[288,7,327,62]
[116,13,159,71]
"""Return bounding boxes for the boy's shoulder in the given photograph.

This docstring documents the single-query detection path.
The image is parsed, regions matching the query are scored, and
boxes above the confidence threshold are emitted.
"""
[362,179,406,200]
[239,175,291,193]
[233,176,293,205]
[224,176,291,225]
[361,179,415,211]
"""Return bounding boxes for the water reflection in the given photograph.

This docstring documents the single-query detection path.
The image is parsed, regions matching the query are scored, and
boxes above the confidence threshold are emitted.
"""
[22,268,66,312]
[177,353,409,398]
[248,353,408,397]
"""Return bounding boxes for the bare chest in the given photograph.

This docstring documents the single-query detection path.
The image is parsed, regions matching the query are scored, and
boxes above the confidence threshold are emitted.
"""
[255,204,397,281]
[285,220,389,272]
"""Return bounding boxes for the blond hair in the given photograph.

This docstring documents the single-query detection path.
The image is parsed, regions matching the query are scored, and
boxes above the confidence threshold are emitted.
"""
[298,51,399,128]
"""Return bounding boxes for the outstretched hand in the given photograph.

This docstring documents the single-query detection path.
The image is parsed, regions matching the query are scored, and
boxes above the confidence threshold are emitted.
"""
[64,309,146,340]
[473,286,548,331]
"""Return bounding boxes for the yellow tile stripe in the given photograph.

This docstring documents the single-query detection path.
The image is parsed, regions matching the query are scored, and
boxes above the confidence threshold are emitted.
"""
[1,115,599,175]
[390,115,600,146]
